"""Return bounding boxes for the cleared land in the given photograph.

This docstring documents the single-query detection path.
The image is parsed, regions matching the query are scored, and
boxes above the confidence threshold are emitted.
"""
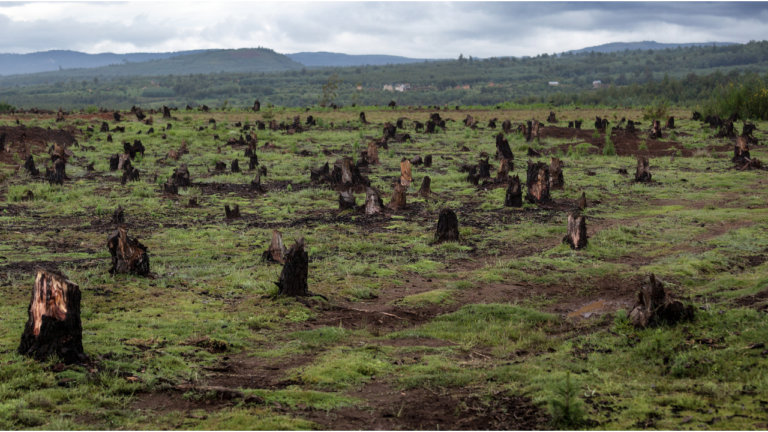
[0,106,767,430]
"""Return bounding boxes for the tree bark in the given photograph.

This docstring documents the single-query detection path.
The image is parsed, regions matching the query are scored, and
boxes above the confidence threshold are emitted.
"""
[107,227,150,276]
[635,156,652,182]
[365,187,383,215]
[525,161,550,204]
[262,230,288,263]
[400,159,413,186]
[549,157,564,189]
[18,269,86,364]
[435,209,460,243]
[563,213,588,250]
[276,238,309,297]
[504,175,523,207]
[629,274,694,328]
[388,182,407,209]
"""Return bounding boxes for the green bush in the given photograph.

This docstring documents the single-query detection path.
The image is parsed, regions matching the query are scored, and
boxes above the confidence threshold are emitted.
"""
[0,100,15,111]
[642,98,669,121]
[549,372,586,428]
[84,105,98,114]
[603,136,616,156]
[703,75,768,120]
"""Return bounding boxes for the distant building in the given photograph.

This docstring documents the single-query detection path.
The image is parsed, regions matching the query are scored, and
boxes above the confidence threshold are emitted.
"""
[592,80,602,88]
[488,82,496,87]
[394,84,411,92]
[356,85,363,90]
[549,81,559,86]
[383,84,394,92]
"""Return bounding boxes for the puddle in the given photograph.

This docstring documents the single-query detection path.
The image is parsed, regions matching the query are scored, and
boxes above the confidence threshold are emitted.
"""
[567,299,606,318]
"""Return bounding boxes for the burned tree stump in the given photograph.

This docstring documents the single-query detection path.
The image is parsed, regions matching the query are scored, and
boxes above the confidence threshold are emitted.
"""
[504,175,523,207]
[121,168,140,185]
[109,154,119,171]
[435,209,459,243]
[575,120,582,129]
[100,122,110,133]
[425,120,436,134]
[249,155,259,170]
[568,121,574,128]
[563,213,588,250]
[367,141,379,165]
[24,155,39,176]
[547,111,557,123]
[502,120,512,133]
[113,112,122,122]
[339,191,356,210]
[424,155,432,167]
[107,227,150,276]
[692,112,701,121]
[215,161,226,171]
[18,269,86,364]
[410,155,423,166]
[310,162,330,182]
[417,176,433,197]
[733,136,750,163]
[225,205,240,219]
[649,120,662,139]
[275,238,309,296]
[400,159,413,186]
[477,158,491,178]
[250,176,267,193]
[635,157,652,182]
[549,157,564,189]
[488,119,496,129]
[525,161,550,204]
[46,159,65,185]
[626,120,636,134]
[359,112,368,124]
[111,206,125,224]
[497,158,511,182]
[629,274,694,328]
[163,106,172,119]
[496,134,514,160]
[666,116,675,129]
[231,159,240,173]
[365,187,383,215]
[388,182,407,209]
[253,100,260,112]
[262,230,288,263]
[107,133,113,143]
[169,164,191,188]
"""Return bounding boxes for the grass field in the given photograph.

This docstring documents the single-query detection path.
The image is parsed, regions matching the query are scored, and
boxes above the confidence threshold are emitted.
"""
[0,105,767,430]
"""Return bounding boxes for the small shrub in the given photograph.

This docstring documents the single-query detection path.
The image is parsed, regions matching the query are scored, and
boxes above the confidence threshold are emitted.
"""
[549,372,586,428]
[638,141,648,151]
[603,136,616,156]
[84,105,99,114]
[591,129,600,139]
[642,98,670,121]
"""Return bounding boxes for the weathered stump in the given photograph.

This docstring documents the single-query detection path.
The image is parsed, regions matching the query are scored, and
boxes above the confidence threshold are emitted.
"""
[496,158,512,182]
[435,209,459,243]
[275,238,309,296]
[250,176,267,193]
[107,227,150,276]
[225,205,240,219]
[525,161,550,204]
[666,116,675,129]
[231,159,240,173]
[365,187,383,215]
[18,269,86,364]
[563,213,588,250]
[424,155,432,167]
[46,159,65,185]
[629,274,695,328]
[367,141,379,165]
[496,134,514,160]
[502,120,512,133]
[24,155,39,176]
[111,206,125,224]
[400,159,412,187]
[504,175,523,208]
[635,157,652,182]
[388,182,407,209]
[733,136,750,163]
[168,164,191,188]
[578,192,587,210]
[649,120,662,139]
[339,191,356,210]
[417,176,433,197]
[262,230,288,263]
[549,157,564,189]
[410,155,423,166]
[547,111,557,123]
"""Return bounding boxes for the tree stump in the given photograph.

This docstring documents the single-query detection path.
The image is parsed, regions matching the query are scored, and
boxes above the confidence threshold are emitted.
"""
[575,120,582,129]
[388,182,407,209]
[113,112,122,122]
[547,111,557,123]
[46,159,65,185]
[24,155,39,176]
[168,164,191,188]
[649,120,662,139]
[359,112,368,124]
[231,159,240,173]
[225,205,240,219]
[563,213,588,250]
[262,230,288,263]
[367,141,379,165]
[275,238,309,296]
[497,158,511,182]
[310,162,330,182]
[111,206,125,224]
[18,269,86,364]
[635,157,652,182]
[107,227,150,276]
[666,116,675,129]
[339,191,356,210]
[692,112,701,121]
[733,136,750,162]
[549,157,564,189]
[410,155,422,166]
[417,176,433,197]
[626,120,636,134]
[504,175,523,207]
[100,122,110,133]
[425,120,436,134]
[495,134,514,160]
[251,176,267,193]
[215,161,226,171]
[477,158,491,178]
[525,161,550,204]
[435,209,459,243]
[400,159,413,186]
[121,168,140,184]
[365,187,383,215]
[253,100,260,112]
[502,120,512,133]
[424,155,432,167]
[488,119,496,129]
[578,192,587,210]
[629,274,694,328]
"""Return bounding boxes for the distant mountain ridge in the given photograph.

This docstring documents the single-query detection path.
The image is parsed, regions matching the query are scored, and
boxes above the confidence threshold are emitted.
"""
[285,51,445,67]
[0,49,209,76]
[568,41,737,54]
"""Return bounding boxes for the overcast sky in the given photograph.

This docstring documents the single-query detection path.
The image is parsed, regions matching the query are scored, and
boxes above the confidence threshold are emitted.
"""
[0,1,767,58]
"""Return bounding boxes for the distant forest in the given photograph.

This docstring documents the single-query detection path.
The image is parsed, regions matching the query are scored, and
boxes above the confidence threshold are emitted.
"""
[1,41,767,111]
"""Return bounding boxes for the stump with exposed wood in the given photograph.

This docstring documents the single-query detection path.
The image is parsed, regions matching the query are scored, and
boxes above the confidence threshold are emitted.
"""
[629,274,694,328]
[733,136,750,162]
[339,191,356,210]
[549,157,564,189]
[417,176,433,197]
[400,159,413,186]
[365,187,383,215]
[635,156,652,182]
[18,269,86,364]
[107,227,150,276]
[649,120,662,139]
[262,230,288,263]
[563,213,588,250]
[225,205,240,219]
[367,141,379,165]
[504,175,523,207]
[496,134,514,160]
[388,182,407,209]
[525,161,550,204]
[497,158,511,182]
[275,238,309,296]
[46,159,65,185]
[435,209,459,243]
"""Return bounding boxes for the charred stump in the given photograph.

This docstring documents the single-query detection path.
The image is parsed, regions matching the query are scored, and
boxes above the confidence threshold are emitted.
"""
[365,187,383,215]
[626,120,636,134]
[163,106,172,119]
[435,209,459,243]
[497,158,511,182]
[367,141,379,165]
[359,112,368,124]
[504,175,523,207]
[525,161,550,204]
[100,122,109,133]
[417,176,433,197]
[549,157,564,189]
[107,227,150,276]
[253,100,261,112]
[692,112,701,121]
[733,136,750,163]
[231,159,240,173]
[410,155,423,166]
[262,230,288,263]
[310,162,330,182]
[635,157,652,182]
[339,191,356,210]
[46,159,65,185]
[495,134,514,160]
[168,164,191,188]
[275,238,309,296]
[629,274,694,328]
[113,112,122,122]
[225,205,240,219]
[121,168,140,184]
[578,192,587,211]
[575,120,582,129]
[425,120,436,134]
[478,158,491,178]
[502,120,512,133]
[249,155,259,170]
[424,155,432,167]
[24,155,39,176]
[649,120,662,139]
[250,176,267,193]
[111,206,125,224]
[547,111,557,123]
[563,213,588,250]
[17,269,86,364]
[666,116,675,129]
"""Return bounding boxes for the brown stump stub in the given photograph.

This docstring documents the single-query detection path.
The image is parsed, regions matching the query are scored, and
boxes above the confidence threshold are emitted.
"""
[649,120,662,139]
[365,187,383,215]
[435,209,459,243]
[276,238,309,297]
[366,141,379,165]
[262,230,288,263]
[563,213,588,250]
[629,274,695,328]
[547,111,557,123]
[502,120,512,133]
[635,156,652,182]
[400,159,413,186]
[107,227,150,276]
[423,155,432,167]
[339,191,356,210]
[18,269,86,364]
[497,158,511,182]
[225,205,240,219]
[666,116,675,129]
[495,134,514,160]
[525,161,550,204]
[504,175,523,208]
[578,192,587,210]
[733,136,750,163]
[388,182,407,209]
[549,157,564,189]
[417,176,433,197]
[111,206,125,224]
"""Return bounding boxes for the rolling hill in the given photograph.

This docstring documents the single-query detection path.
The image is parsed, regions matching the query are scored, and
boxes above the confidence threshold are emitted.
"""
[285,52,442,67]
[568,41,737,54]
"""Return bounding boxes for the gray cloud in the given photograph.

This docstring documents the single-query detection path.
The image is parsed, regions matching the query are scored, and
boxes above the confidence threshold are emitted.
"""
[0,2,766,58]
